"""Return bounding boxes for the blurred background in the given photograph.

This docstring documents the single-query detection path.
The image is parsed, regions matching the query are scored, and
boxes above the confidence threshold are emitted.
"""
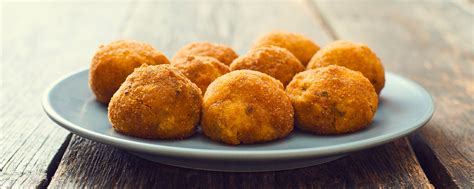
[1,0,473,188]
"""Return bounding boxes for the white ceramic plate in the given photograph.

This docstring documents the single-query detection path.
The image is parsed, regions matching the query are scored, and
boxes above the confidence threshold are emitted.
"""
[42,69,434,172]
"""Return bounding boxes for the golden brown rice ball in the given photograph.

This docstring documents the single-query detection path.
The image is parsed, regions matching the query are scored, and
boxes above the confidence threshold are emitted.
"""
[252,31,320,66]
[108,64,202,139]
[89,40,170,104]
[172,56,230,93]
[307,40,385,94]
[229,46,304,86]
[172,42,238,65]
[286,65,378,135]
[202,70,294,145]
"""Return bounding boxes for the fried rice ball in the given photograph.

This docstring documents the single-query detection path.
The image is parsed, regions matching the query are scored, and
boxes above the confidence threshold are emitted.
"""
[89,40,170,104]
[286,65,378,135]
[252,31,320,66]
[202,70,294,145]
[229,46,304,86]
[307,40,385,94]
[172,56,230,93]
[172,42,238,65]
[108,65,202,139]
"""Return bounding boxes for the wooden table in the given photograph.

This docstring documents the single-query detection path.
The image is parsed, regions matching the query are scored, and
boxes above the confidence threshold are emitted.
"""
[1,0,473,188]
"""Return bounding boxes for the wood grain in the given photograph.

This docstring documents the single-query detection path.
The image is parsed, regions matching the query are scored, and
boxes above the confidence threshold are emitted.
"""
[118,0,332,56]
[47,1,432,188]
[0,2,133,188]
[313,0,474,188]
[50,135,432,188]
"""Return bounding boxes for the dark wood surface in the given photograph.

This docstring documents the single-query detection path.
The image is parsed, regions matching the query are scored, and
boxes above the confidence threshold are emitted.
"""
[45,1,432,187]
[1,0,472,188]
[49,136,431,188]
[1,2,132,187]
[314,1,474,188]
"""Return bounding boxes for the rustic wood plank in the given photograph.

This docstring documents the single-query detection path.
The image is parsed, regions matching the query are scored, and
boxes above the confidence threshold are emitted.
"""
[313,0,474,188]
[0,2,133,188]
[118,0,333,55]
[50,135,431,188]
[48,1,432,188]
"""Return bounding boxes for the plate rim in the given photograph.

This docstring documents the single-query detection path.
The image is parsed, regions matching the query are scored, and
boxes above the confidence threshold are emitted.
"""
[42,69,435,160]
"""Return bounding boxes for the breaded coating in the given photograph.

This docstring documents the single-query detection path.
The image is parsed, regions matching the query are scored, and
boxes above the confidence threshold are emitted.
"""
[252,31,320,66]
[172,56,230,94]
[230,46,305,86]
[202,70,294,145]
[89,40,170,104]
[286,65,378,135]
[307,40,385,94]
[172,42,238,65]
[108,65,202,139]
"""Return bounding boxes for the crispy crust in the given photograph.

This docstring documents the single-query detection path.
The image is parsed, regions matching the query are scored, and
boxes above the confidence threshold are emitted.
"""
[252,31,320,66]
[108,65,202,139]
[201,70,294,145]
[172,56,230,94]
[286,65,378,134]
[172,42,238,65]
[89,40,170,104]
[230,46,304,86]
[307,40,385,94]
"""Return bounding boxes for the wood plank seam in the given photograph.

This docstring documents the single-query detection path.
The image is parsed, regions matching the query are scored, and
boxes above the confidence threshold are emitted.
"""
[37,134,72,189]
[0,0,136,188]
[304,0,339,40]
[40,1,140,186]
[309,0,474,188]
[410,132,458,188]
[44,1,435,187]
[305,0,441,187]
